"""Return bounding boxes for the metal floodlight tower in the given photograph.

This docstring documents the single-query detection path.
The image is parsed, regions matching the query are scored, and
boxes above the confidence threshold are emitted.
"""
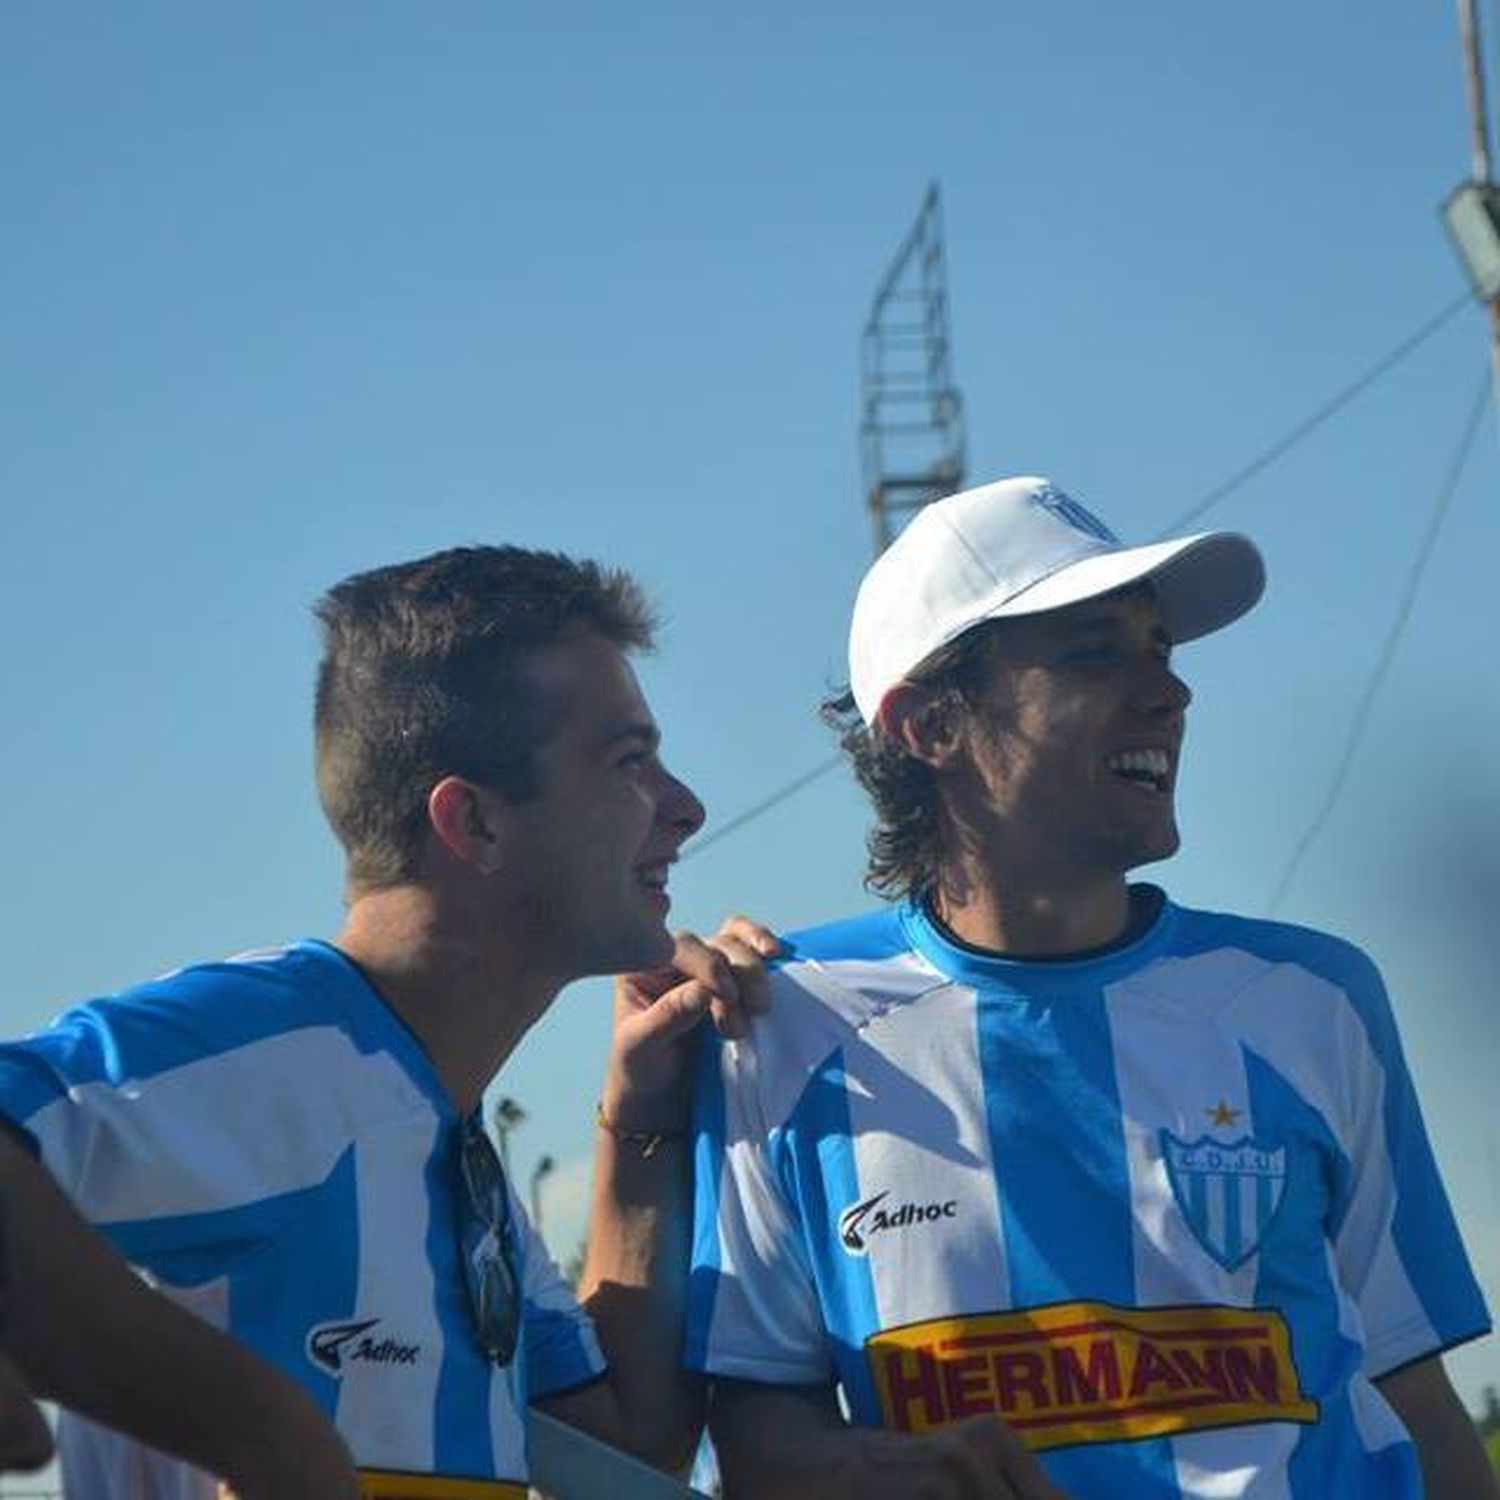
[860,183,968,556]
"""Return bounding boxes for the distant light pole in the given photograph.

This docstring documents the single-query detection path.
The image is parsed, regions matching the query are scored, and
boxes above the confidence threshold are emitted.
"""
[1444,0,1500,424]
[492,1095,527,1175]
[529,1155,556,1236]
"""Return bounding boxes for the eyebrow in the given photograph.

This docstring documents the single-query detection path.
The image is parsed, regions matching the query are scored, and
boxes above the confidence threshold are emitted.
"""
[1055,612,1174,645]
[597,721,660,753]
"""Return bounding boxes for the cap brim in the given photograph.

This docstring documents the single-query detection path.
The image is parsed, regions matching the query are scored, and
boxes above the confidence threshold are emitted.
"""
[979,531,1265,643]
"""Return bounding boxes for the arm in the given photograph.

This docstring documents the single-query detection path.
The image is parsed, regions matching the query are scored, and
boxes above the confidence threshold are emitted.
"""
[0,1351,51,1475]
[539,1107,698,1470]
[710,1378,1066,1500]
[539,922,776,1471]
[1376,1356,1497,1500]
[0,1135,358,1499]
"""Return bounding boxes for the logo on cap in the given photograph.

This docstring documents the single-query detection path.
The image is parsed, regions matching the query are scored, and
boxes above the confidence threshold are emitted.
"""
[1033,483,1118,544]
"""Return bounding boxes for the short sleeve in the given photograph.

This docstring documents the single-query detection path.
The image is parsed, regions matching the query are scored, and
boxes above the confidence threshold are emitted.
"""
[1324,953,1490,1376]
[685,1028,834,1385]
[512,1190,606,1400]
[0,972,390,1257]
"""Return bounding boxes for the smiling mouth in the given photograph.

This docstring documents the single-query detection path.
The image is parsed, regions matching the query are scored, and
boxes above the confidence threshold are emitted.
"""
[1106,748,1172,793]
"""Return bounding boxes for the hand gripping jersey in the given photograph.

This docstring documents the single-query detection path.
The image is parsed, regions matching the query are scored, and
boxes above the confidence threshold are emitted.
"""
[687,891,1490,1499]
[0,941,603,1498]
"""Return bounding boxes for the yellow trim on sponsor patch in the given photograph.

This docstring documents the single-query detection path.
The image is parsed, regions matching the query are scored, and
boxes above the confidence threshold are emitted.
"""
[867,1300,1318,1451]
[355,1469,527,1499]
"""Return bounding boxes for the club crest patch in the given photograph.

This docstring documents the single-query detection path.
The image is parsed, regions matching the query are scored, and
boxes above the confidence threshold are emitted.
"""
[1161,1132,1287,1271]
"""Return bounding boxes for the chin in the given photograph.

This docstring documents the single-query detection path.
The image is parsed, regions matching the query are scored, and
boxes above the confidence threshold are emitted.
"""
[611,921,676,975]
[1129,826,1181,868]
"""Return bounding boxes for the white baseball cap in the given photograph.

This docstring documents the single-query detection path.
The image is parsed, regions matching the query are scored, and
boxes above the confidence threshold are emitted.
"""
[849,475,1266,727]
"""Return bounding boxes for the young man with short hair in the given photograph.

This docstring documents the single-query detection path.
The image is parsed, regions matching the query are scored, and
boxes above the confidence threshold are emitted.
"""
[0,543,754,1496]
[689,477,1492,1498]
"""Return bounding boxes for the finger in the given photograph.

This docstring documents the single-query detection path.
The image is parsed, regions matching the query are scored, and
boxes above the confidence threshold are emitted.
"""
[994,1438,1066,1499]
[715,913,784,959]
[669,931,742,1005]
[710,932,773,1017]
[613,963,682,1012]
[952,1417,1064,1499]
[626,977,713,1048]
[707,990,750,1042]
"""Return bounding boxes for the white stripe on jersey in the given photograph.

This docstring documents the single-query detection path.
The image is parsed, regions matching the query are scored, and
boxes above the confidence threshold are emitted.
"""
[1103,961,1293,1495]
[840,979,1012,1328]
[30,1026,422,1222]
[336,1108,450,1471]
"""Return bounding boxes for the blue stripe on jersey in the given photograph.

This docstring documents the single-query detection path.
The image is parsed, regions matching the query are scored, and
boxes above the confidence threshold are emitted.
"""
[522,1304,597,1399]
[976,989,1181,1496]
[1175,910,1489,1355]
[685,1029,727,1371]
[102,1148,362,1414]
[104,1194,295,1271]
[774,1050,881,1419]
[978,990,1135,1303]
[432,1124,495,1477]
[1241,1050,1386,1492]
[0,945,357,1104]
[780,907,908,966]
[250,1145,361,1410]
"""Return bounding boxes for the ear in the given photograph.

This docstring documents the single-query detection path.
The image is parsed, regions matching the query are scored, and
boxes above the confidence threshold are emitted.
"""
[877,683,965,770]
[427,775,506,874]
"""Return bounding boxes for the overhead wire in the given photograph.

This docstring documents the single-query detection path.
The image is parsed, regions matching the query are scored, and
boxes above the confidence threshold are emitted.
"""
[1267,364,1493,913]
[680,753,844,862]
[680,289,1474,865]
[1156,289,1472,536]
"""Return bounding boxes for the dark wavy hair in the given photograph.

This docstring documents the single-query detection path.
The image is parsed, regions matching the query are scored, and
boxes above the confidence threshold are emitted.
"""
[821,623,1001,903]
[314,545,655,890]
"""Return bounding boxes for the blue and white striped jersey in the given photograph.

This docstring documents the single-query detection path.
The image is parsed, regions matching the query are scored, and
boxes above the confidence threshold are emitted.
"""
[0,940,603,1497]
[688,890,1489,1498]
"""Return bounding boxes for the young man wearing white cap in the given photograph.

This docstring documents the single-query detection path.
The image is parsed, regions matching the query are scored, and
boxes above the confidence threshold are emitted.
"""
[687,478,1492,1498]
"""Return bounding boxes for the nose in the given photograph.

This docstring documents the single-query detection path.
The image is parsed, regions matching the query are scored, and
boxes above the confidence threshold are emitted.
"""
[1134,659,1192,718]
[659,766,706,844]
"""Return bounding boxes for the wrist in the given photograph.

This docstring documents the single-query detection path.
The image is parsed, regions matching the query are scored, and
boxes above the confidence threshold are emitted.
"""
[595,1101,686,1158]
[597,1071,689,1137]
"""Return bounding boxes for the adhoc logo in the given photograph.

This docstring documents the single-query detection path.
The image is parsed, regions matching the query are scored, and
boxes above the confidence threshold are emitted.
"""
[839,1190,957,1254]
[867,1300,1317,1451]
[1162,1132,1288,1271]
[307,1318,421,1376]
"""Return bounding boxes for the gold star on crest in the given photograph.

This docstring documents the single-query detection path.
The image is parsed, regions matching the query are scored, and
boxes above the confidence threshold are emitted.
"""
[1207,1099,1242,1129]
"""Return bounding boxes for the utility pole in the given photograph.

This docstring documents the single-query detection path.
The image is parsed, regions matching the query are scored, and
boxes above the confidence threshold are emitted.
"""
[1444,0,1500,415]
[491,1094,526,1175]
[529,1154,555,1238]
[860,183,968,556]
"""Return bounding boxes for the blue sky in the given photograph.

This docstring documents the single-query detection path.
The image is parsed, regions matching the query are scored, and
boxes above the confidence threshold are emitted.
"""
[2,2,1497,1415]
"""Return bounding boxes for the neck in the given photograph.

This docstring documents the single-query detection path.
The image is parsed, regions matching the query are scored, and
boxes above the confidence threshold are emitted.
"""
[932,862,1133,957]
[333,884,560,1115]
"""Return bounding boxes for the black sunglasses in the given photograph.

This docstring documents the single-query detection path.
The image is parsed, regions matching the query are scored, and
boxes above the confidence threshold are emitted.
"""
[457,1119,521,1365]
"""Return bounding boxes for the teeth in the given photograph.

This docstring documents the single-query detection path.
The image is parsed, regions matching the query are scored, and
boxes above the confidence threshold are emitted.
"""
[1108,749,1170,782]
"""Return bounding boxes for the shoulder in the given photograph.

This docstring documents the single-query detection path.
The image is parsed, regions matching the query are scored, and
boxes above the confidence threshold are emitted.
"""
[707,906,949,1133]
[1168,903,1385,1000]
[7,942,356,1098]
[1159,901,1396,1048]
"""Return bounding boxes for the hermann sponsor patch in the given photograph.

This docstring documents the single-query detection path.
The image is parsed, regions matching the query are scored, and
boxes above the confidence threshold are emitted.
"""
[355,1472,526,1499]
[867,1300,1317,1450]
[220,1477,525,1500]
